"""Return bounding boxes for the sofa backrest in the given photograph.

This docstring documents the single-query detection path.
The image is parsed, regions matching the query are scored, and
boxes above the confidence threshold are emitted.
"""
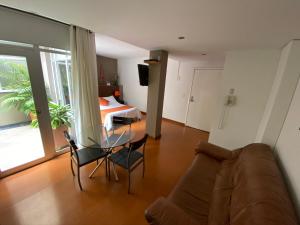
[230,143,298,225]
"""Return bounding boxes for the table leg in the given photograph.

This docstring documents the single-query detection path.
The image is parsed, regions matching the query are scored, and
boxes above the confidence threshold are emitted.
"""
[111,162,119,181]
[89,158,105,178]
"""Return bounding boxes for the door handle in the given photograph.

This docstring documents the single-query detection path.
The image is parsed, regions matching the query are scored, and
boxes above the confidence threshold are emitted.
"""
[190,96,194,102]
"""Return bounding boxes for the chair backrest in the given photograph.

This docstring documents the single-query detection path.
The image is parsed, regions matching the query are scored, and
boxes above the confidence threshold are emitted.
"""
[64,130,71,142]
[63,131,79,159]
[129,134,148,152]
[113,116,136,125]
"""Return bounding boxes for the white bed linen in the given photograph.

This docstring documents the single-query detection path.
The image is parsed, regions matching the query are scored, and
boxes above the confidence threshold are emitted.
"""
[100,96,141,131]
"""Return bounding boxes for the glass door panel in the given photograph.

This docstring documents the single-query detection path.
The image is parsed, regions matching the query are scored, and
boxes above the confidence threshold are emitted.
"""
[40,51,72,152]
[0,55,44,171]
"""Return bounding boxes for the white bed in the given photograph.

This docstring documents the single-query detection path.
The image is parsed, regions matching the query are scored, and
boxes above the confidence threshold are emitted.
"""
[100,96,141,131]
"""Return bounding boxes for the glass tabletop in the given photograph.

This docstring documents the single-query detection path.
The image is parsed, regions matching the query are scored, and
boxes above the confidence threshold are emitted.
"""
[101,131,135,149]
[86,130,135,149]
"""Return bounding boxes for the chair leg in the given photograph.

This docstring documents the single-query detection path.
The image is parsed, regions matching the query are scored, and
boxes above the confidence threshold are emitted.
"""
[105,157,108,177]
[108,160,111,181]
[70,159,75,176]
[77,166,83,191]
[111,162,119,181]
[142,159,145,178]
[128,170,131,194]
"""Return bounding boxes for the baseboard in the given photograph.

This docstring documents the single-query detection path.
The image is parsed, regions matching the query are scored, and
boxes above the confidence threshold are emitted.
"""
[141,111,210,134]
[185,125,210,134]
[140,111,185,127]
[162,117,185,127]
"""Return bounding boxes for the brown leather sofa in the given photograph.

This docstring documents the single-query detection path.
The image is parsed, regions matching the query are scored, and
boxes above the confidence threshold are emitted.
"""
[145,141,298,225]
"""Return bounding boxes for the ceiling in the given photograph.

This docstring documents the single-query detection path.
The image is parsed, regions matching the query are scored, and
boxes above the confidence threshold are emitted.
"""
[95,34,148,58]
[1,0,300,60]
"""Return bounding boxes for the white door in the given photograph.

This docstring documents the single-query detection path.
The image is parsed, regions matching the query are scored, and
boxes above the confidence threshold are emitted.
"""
[275,77,300,206]
[186,69,222,132]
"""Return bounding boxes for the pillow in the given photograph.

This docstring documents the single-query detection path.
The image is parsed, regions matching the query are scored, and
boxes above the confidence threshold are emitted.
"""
[99,97,109,106]
[103,95,118,103]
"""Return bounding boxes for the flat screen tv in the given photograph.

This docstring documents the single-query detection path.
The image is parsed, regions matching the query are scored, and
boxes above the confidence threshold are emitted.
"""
[138,64,149,86]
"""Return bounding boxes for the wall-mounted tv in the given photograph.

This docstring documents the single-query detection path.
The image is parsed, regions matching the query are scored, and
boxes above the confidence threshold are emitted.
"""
[138,64,149,86]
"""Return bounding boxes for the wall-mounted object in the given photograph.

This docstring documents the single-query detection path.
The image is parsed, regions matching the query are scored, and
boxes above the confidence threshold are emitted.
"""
[218,88,237,129]
[137,64,149,86]
[224,88,237,106]
[144,59,160,64]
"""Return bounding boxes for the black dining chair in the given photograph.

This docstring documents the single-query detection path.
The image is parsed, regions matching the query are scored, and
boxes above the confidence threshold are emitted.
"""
[108,134,148,193]
[64,131,108,190]
[111,116,137,134]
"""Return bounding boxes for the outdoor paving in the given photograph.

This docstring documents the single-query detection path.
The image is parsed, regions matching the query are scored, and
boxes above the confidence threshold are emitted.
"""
[0,125,44,171]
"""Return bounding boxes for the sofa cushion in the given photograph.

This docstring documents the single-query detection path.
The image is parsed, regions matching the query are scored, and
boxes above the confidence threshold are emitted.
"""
[195,141,234,161]
[230,143,298,225]
[169,153,221,223]
[145,197,199,225]
[208,159,235,225]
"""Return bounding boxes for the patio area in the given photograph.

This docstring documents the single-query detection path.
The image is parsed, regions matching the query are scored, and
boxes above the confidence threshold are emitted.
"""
[0,124,44,172]
[0,53,70,173]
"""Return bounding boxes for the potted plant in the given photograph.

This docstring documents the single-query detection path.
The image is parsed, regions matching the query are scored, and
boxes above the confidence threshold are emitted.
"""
[31,102,72,150]
[0,61,72,150]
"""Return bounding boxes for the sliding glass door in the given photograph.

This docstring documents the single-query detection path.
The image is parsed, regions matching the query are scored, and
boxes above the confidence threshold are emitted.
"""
[0,44,56,177]
[40,49,72,152]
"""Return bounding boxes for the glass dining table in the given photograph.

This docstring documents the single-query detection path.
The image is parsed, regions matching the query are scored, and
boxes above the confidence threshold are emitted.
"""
[86,129,135,181]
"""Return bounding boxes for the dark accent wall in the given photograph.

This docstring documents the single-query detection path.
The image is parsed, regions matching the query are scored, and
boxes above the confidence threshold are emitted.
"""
[96,55,118,85]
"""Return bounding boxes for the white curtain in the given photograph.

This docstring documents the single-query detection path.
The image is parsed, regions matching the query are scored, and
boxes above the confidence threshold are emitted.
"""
[70,25,102,146]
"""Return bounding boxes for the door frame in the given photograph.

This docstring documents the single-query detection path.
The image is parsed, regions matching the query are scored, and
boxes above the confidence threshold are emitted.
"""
[0,43,57,178]
[184,67,223,127]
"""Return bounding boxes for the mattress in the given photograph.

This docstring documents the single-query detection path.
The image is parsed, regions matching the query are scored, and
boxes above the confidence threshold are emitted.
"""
[100,96,141,131]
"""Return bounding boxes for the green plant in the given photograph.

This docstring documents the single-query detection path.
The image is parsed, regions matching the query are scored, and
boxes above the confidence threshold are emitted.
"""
[0,60,29,88]
[0,61,72,129]
[31,102,71,129]
[0,62,35,115]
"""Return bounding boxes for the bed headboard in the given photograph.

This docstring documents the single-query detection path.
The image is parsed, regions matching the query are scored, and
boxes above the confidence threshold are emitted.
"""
[99,85,118,97]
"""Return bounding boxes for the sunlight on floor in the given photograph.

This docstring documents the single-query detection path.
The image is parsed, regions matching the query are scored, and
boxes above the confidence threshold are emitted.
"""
[0,125,44,171]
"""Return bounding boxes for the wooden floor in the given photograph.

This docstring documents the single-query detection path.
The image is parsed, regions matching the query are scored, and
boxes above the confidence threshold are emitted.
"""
[0,119,209,225]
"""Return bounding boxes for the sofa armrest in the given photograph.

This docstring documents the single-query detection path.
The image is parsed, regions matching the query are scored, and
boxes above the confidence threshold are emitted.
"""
[145,197,198,225]
[195,141,233,160]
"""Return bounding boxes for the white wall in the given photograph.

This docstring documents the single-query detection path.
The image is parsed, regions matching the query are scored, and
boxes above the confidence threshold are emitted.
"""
[118,57,148,111]
[275,77,300,217]
[255,43,291,144]
[252,40,300,217]
[118,57,224,123]
[209,49,280,149]
[256,40,300,147]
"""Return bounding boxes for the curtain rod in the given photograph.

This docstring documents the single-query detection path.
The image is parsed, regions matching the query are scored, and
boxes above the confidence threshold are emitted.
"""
[0,4,70,26]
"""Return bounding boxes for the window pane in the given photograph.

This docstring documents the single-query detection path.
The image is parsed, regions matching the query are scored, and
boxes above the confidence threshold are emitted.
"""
[40,51,72,152]
[0,55,44,171]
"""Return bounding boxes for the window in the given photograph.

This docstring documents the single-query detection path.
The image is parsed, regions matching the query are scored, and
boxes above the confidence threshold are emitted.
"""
[40,51,71,105]
[0,55,28,91]
[40,50,72,151]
